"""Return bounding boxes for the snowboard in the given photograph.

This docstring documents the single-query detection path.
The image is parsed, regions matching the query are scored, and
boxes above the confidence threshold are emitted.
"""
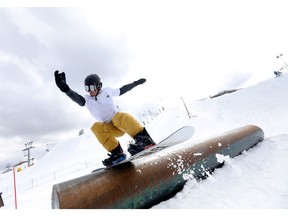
[92,126,195,173]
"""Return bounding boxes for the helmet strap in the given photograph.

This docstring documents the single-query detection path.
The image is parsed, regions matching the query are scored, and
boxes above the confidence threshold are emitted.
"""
[94,88,101,101]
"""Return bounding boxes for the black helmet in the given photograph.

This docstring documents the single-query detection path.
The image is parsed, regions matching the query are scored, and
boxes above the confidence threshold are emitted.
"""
[84,74,102,90]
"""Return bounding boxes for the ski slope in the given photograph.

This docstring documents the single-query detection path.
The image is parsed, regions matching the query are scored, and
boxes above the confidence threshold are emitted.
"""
[1,75,288,210]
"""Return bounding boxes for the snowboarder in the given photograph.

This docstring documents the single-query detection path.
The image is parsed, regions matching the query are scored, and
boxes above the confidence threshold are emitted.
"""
[54,71,155,167]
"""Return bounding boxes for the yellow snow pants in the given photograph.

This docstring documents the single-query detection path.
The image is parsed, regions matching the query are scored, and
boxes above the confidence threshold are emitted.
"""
[91,112,144,152]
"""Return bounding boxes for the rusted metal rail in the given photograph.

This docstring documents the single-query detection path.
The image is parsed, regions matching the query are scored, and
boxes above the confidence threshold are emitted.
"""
[52,125,264,209]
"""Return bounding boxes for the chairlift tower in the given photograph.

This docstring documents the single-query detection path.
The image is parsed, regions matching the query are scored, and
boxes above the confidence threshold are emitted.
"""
[22,141,34,167]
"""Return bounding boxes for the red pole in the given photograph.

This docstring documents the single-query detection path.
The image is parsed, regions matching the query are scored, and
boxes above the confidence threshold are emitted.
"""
[13,167,17,209]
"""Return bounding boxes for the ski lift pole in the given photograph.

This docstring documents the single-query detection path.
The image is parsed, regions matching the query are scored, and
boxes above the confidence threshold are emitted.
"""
[180,97,192,118]
[13,167,17,209]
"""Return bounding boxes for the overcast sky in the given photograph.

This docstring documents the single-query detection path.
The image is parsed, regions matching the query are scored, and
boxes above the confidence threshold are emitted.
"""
[1,0,288,159]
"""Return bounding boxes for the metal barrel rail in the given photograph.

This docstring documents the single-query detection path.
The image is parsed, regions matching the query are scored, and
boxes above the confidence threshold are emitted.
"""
[52,125,264,209]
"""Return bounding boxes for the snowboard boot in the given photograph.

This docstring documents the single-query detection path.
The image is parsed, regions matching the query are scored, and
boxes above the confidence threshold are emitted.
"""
[102,144,126,167]
[128,128,156,156]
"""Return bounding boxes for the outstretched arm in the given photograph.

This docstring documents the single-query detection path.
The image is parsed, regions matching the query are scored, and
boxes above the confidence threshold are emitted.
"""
[54,70,86,106]
[119,78,146,95]
[65,89,86,106]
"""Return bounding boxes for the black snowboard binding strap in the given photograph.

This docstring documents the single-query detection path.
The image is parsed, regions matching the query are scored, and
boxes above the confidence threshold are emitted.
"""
[128,128,156,156]
[102,144,126,167]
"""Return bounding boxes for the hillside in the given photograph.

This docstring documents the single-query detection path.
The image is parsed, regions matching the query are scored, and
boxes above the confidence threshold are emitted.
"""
[1,75,288,209]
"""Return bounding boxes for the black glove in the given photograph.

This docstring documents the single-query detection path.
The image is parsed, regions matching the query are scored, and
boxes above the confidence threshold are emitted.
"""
[134,78,146,86]
[54,70,70,92]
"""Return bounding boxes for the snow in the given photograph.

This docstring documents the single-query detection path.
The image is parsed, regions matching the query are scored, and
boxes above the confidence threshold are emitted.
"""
[1,75,288,212]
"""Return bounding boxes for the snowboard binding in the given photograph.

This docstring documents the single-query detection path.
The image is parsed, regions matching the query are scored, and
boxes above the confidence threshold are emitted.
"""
[128,128,156,156]
[102,144,126,167]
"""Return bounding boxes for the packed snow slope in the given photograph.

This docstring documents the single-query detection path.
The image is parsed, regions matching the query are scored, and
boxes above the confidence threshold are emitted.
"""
[1,75,288,209]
